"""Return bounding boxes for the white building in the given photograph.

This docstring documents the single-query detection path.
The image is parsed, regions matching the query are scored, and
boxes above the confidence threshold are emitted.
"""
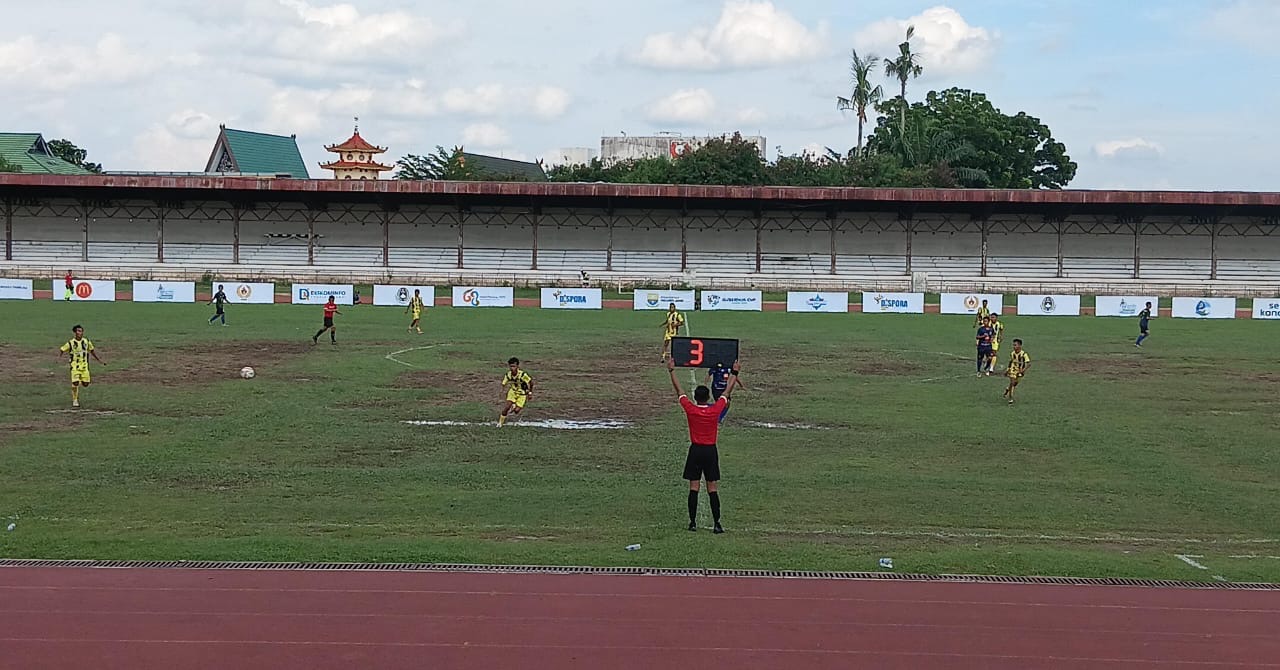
[545,147,598,168]
[600,134,766,164]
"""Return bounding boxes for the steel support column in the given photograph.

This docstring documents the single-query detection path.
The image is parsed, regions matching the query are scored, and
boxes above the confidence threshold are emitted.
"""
[232,206,241,264]
[382,209,390,268]
[606,214,614,272]
[828,217,837,275]
[156,207,165,263]
[81,202,90,263]
[680,213,688,272]
[1056,220,1064,278]
[754,213,762,274]
[979,218,989,277]
[904,221,913,276]
[306,209,316,266]
[530,210,539,270]
[1133,220,1141,279]
[1210,222,1218,280]
[456,207,465,269]
[3,198,12,261]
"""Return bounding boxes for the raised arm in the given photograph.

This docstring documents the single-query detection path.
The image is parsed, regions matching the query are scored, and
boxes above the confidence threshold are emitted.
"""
[723,360,742,399]
[667,357,684,397]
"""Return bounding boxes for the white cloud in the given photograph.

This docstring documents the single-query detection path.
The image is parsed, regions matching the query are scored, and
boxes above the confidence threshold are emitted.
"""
[630,1,828,70]
[129,110,226,171]
[0,34,160,92]
[531,87,572,120]
[1206,1,1280,52]
[854,6,996,77]
[271,0,461,64]
[732,107,769,125]
[440,84,571,120]
[441,85,510,115]
[462,123,510,147]
[1094,138,1164,160]
[646,89,718,124]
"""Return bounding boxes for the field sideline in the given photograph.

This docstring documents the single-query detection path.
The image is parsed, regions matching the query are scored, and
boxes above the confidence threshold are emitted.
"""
[0,300,1277,583]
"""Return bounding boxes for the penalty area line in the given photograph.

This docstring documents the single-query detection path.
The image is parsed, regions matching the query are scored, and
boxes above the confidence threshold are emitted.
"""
[384,344,447,369]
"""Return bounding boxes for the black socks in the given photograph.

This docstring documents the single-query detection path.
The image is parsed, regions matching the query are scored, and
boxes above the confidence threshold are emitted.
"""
[708,491,721,523]
[688,490,698,524]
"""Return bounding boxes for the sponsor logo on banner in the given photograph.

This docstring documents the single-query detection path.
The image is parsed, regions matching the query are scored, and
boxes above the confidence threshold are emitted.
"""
[1094,296,1159,317]
[237,284,253,300]
[462,288,480,306]
[786,292,848,313]
[76,283,93,299]
[292,284,353,305]
[373,285,435,306]
[940,293,1002,315]
[0,279,34,300]
[1172,297,1236,319]
[451,286,514,308]
[1252,299,1280,319]
[541,288,602,309]
[1016,295,1081,316]
[156,285,174,301]
[860,292,924,314]
[133,281,196,303]
[964,295,979,310]
[633,290,696,310]
[58,279,116,302]
[1041,297,1056,313]
[701,291,762,311]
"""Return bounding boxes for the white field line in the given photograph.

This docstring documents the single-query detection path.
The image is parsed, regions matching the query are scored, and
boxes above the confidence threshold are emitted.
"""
[1174,554,1229,582]
[913,374,975,384]
[1228,555,1280,560]
[384,344,445,368]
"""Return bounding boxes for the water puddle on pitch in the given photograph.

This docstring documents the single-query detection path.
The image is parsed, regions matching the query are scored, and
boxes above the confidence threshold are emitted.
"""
[742,421,831,431]
[402,419,633,430]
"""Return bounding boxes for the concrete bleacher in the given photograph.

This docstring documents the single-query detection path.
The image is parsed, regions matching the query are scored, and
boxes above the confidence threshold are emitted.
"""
[685,251,754,274]
[1140,258,1212,280]
[611,251,681,273]
[837,255,907,275]
[315,245,384,266]
[986,257,1059,278]
[462,248,534,270]
[536,249,609,271]
[163,243,234,264]
[1216,259,1280,281]
[1061,257,1135,278]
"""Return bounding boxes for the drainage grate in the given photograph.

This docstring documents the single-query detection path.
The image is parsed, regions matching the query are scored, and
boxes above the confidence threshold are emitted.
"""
[0,559,1275,590]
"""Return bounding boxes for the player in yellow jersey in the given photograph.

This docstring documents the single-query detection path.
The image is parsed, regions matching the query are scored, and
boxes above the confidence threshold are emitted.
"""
[1003,338,1031,404]
[404,289,425,334]
[498,357,534,426]
[660,303,686,361]
[986,313,1005,374]
[58,324,105,408]
[974,299,991,328]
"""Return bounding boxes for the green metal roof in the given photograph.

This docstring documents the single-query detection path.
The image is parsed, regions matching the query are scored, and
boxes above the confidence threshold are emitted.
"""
[0,133,92,175]
[210,128,310,178]
[460,152,547,182]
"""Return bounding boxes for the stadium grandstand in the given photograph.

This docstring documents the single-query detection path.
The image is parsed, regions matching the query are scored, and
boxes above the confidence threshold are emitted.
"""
[1,174,1278,294]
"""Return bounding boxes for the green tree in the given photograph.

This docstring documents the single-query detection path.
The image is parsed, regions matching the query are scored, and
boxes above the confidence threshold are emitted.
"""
[670,134,765,185]
[869,88,1077,189]
[47,139,103,173]
[883,25,923,130]
[395,146,477,180]
[836,49,883,157]
[0,156,22,173]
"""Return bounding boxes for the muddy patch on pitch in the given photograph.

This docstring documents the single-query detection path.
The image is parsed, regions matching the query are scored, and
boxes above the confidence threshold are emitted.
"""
[1053,358,1156,379]
[108,341,312,386]
[0,344,59,384]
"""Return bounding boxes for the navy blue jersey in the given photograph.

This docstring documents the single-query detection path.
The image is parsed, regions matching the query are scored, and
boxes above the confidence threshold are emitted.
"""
[708,365,731,391]
[976,326,995,350]
[1138,307,1151,326]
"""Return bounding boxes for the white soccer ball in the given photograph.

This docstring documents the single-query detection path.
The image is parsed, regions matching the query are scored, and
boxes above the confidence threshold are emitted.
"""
[240,366,256,379]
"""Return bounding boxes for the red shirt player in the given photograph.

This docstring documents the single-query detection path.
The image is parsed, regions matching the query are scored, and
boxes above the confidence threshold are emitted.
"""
[312,296,342,345]
[667,356,741,534]
[63,270,74,301]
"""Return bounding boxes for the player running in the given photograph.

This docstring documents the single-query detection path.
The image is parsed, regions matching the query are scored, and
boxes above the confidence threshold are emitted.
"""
[976,316,995,376]
[405,289,425,334]
[704,362,744,423]
[669,357,741,534]
[1003,339,1031,404]
[312,296,341,345]
[498,357,533,426]
[660,303,685,361]
[987,312,1005,374]
[1135,301,1154,347]
[63,270,74,301]
[58,324,105,408]
[208,284,228,326]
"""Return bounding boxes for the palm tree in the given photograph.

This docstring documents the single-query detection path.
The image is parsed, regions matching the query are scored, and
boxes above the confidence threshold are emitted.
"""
[836,49,883,157]
[883,25,923,130]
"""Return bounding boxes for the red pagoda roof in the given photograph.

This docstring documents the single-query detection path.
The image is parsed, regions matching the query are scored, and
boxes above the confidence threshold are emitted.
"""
[319,159,394,170]
[325,130,386,154]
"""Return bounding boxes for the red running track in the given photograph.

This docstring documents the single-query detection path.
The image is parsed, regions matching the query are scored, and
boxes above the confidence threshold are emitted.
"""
[0,567,1276,669]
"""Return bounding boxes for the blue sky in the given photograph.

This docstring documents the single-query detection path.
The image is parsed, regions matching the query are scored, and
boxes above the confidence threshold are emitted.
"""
[2,0,1276,190]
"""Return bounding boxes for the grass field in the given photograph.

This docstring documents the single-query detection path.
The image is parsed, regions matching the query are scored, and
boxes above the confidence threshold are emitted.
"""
[1,300,1277,583]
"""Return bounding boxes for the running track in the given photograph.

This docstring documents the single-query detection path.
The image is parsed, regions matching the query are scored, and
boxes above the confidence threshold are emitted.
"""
[0,566,1276,669]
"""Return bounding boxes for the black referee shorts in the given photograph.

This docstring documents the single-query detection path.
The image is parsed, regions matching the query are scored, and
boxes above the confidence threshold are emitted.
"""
[683,443,720,482]
[323,317,334,328]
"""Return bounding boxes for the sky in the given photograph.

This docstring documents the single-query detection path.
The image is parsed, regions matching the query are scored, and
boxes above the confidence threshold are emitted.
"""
[3,0,1278,190]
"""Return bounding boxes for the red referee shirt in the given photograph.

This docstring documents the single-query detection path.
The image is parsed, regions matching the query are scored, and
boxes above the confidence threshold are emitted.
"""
[680,396,728,445]
[324,303,338,318]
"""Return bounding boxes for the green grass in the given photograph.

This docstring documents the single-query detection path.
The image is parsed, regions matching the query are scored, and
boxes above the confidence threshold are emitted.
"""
[1,301,1277,583]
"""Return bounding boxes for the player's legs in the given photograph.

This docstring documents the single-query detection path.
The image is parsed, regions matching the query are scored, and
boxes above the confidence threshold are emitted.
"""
[498,399,516,426]
[511,395,527,416]
[70,381,80,407]
[683,447,704,531]
[312,325,328,343]
[661,335,672,360]
[705,449,723,532]
[329,325,337,343]
[1136,327,1148,346]
[1007,377,1020,403]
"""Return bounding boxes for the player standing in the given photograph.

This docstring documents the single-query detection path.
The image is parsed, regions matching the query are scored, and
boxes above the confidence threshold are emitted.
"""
[1135,301,1154,347]
[974,299,991,328]
[498,357,533,426]
[208,284,228,326]
[63,270,74,301]
[660,303,685,361]
[58,324,105,408]
[704,362,744,423]
[669,357,740,533]
[987,312,1005,374]
[1003,339,1031,404]
[976,317,995,377]
[312,296,341,345]
[405,289,425,334]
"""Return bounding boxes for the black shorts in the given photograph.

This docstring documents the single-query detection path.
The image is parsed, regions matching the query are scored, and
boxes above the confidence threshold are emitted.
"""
[683,443,720,482]
[1140,323,1149,334]
[323,317,334,328]
[711,387,727,400]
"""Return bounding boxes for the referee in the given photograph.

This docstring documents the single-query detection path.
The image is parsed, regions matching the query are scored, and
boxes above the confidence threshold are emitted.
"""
[667,357,741,534]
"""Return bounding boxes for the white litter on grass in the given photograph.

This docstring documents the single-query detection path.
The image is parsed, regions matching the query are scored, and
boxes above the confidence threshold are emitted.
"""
[742,421,831,431]
[5,523,13,532]
[402,419,633,430]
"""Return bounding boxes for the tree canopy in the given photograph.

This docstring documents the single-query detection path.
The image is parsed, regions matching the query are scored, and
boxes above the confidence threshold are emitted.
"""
[0,156,21,173]
[47,139,102,173]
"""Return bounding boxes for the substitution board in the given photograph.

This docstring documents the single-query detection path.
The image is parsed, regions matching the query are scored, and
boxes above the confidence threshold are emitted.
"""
[670,337,739,368]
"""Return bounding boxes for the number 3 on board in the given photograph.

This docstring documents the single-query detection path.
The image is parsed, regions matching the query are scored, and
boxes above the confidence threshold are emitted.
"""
[689,338,703,365]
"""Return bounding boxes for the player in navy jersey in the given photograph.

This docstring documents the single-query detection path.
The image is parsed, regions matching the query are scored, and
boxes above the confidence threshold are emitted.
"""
[704,362,744,423]
[1135,302,1153,347]
[976,317,995,376]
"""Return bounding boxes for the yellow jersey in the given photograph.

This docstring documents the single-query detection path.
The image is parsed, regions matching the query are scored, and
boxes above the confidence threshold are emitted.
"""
[974,306,991,326]
[990,319,1004,343]
[664,312,685,336]
[1007,350,1031,377]
[409,295,424,311]
[503,370,533,396]
[60,338,94,369]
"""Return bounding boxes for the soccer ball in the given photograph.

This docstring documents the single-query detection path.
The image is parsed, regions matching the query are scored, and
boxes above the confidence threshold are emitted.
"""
[240,366,255,379]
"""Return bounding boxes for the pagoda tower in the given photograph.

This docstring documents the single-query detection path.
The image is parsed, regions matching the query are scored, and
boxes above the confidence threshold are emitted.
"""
[320,118,393,180]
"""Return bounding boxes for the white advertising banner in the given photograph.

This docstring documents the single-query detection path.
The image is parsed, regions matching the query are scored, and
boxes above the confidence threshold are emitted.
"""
[701,290,763,311]
[1251,298,1280,320]
[861,292,925,314]
[291,284,354,305]
[374,285,435,307]
[0,279,33,300]
[1016,294,1082,316]
[940,293,1003,315]
[452,286,515,308]
[540,287,603,309]
[1172,297,1237,319]
[215,282,276,304]
[57,279,116,302]
[786,291,848,313]
[633,289,696,310]
[132,281,196,303]
[1094,296,1158,317]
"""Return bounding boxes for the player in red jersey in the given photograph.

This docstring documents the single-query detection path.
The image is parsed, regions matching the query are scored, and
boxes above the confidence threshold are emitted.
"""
[312,296,341,345]
[667,356,741,534]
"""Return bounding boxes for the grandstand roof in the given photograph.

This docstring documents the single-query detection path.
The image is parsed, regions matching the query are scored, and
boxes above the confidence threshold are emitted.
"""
[459,153,548,182]
[0,134,93,175]
[204,127,309,178]
[1,174,1277,217]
